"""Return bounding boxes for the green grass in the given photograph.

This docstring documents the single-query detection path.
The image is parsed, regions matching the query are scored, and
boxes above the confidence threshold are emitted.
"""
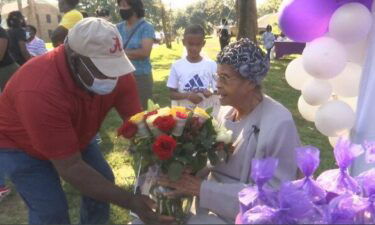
[0,37,333,224]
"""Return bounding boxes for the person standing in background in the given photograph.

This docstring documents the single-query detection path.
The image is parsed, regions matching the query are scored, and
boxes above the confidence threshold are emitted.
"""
[116,0,155,109]
[0,14,13,202]
[51,0,83,47]
[219,18,231,50]
[0,15,19,92]
[262,25,276,59]
[6,11,31,66]
[26,25,47,56]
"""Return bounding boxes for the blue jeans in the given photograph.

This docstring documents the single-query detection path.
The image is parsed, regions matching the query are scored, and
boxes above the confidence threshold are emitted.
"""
[0,172,5,187]
[0,138,115,224]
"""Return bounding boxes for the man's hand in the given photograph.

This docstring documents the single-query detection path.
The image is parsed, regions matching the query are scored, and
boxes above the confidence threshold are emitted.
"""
[130,195,175,225]
[157,173,202,197]
[187,93,203,105]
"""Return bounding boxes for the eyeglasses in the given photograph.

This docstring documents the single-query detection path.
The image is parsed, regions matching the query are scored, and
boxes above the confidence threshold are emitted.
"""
[213,73,239,84]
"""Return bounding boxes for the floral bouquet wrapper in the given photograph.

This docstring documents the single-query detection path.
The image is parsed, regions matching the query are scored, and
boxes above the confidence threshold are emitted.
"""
[317,138,364,198]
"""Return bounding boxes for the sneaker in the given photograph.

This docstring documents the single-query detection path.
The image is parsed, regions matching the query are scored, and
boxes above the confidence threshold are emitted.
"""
[0,186,11,202]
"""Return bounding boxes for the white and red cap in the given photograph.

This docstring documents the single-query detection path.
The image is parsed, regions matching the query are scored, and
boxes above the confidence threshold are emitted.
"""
[67,17,135,77]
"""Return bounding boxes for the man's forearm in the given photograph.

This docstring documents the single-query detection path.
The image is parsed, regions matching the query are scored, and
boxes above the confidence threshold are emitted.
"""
[55,159,134,209]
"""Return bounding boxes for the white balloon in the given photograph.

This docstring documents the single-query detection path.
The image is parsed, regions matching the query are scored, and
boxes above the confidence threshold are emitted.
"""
[303,37,347,80]
[297,96,319,122]
[343,40,368,64]
[331,62,362,97]
[328,130,350,147]
[302,79,332,106]
[315,100,356,137]
[329,3,372,43]
[338,96,358,112]
[285,57,313,90]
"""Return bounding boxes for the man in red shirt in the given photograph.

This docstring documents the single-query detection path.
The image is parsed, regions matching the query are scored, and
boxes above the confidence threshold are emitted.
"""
[0,18,173,225]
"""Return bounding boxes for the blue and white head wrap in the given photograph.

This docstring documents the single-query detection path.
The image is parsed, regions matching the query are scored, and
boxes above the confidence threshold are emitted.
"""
[217,38,270,85]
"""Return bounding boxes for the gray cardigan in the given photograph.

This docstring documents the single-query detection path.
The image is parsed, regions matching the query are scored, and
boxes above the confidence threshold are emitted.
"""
[197,96,300,222]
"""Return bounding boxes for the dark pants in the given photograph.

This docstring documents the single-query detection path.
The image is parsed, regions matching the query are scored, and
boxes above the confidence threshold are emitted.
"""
[219,38,230,50]
[0,138,114,224]
[266,48,272,60]
[0,62,19,91]
[134,74,153,110]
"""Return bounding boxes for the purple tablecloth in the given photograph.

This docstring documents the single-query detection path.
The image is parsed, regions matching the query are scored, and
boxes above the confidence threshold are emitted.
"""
[274,42,306,59]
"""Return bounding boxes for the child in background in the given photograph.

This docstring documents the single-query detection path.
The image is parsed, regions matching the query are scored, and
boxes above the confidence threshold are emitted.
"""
[167,25,218,110]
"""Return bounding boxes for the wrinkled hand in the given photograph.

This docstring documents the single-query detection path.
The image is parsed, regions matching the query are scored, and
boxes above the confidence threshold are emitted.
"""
[157,172,202,197]
[130,194,175,225]
[187,93,203,105]
[201,89,213,98]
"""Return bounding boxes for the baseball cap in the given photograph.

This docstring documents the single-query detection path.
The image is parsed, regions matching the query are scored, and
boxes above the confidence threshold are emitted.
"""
[67,17,135,77]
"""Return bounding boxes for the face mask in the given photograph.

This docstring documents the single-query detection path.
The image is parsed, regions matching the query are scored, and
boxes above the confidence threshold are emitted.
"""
[25,31,30,40]
[76,58,118,95]
[120,9,134,21]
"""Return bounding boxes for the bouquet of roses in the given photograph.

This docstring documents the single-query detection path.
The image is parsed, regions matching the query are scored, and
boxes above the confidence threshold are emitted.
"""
[118,101,233,222]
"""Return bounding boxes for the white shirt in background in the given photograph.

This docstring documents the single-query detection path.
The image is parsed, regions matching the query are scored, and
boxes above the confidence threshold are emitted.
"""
[167,57,218,110]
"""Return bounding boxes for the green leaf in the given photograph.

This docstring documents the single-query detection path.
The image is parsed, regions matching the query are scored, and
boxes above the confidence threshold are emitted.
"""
[191,154,208,173]
[167,161,184,181]
[208,151,219,165]
[206,107,213,115]
[182,143,195,153]
[147,99,160,112]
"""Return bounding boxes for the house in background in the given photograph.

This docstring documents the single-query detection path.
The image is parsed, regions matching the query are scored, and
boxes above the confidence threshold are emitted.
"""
[1,0,62,42]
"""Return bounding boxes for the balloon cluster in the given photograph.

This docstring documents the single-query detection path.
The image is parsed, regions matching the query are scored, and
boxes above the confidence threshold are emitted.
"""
[236,139,375,224]
[280,0,373,145]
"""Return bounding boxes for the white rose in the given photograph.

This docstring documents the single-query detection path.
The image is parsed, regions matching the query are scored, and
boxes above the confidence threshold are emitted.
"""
[216,130,233,144]
[212,119,221,132]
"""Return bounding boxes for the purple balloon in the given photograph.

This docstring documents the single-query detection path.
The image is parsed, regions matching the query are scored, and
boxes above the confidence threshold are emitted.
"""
[279,0,374,42]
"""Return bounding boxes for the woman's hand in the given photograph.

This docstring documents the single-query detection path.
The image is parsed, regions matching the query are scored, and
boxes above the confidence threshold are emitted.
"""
[157,173,202,197]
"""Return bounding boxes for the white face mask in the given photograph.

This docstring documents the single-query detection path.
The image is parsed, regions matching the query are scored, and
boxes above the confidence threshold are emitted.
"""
[25,31,30,40]
[77,58,118,95]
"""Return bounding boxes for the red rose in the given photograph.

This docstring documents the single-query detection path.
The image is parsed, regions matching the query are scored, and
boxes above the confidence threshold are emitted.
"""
[118,121,138,139]
[144,110,158,120]
[176,111,188,119]
[153,115,176,133]
[152,135,177,160]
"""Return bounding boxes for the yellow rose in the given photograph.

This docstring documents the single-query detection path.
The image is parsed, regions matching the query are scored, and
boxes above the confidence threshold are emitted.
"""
[129,112,145,124]
[157,107,172,117]
[193,107,210,120]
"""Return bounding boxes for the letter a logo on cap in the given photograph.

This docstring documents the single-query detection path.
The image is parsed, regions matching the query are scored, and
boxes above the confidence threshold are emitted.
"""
[110,37,123,54]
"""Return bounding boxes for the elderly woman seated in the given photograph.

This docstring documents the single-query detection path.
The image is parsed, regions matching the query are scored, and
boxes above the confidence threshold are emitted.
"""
[158,38,301,224]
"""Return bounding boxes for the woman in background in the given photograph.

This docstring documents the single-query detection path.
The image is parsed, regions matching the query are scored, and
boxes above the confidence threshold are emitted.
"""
[116,0,155,109]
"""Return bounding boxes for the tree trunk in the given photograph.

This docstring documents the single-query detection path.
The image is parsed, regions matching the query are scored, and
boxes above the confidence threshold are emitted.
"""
[159,0,172,49]
[237,0,258,43]
[17,0,23,12]
[28,0,42,37]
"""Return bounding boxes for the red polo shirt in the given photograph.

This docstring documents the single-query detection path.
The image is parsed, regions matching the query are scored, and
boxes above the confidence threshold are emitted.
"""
[0,45,141,160]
